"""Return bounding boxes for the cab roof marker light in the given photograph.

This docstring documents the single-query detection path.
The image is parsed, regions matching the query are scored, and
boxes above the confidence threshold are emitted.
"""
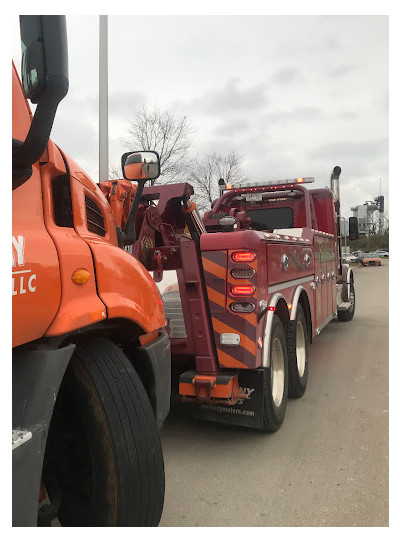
[226,177,314,191]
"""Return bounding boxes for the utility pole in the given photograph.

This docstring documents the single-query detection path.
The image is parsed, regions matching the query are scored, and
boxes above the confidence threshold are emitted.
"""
[99,15,109,182]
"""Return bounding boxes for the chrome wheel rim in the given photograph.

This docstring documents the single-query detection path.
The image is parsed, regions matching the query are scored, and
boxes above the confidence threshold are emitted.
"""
[349,282,355,311]
[271,337,285,407]
[296,320,306,377]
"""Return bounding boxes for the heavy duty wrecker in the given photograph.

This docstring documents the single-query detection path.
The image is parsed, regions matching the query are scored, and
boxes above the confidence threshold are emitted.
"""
[103,162,358,433]
[12,16,170,526]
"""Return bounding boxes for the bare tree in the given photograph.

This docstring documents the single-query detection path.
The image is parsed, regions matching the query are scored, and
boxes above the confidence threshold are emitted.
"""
[189,151,248,211]
[122,106,194,185]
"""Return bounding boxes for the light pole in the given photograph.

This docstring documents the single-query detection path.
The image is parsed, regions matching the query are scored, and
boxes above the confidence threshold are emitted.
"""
[99,15,109,182]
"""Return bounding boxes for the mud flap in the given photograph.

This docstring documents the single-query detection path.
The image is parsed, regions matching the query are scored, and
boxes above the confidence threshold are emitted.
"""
[187,369,266,430]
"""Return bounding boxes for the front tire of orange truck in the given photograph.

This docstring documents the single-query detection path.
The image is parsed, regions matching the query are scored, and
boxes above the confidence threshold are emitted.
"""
[261,316,288,433]
[287,305,309,398]
[42,337,164,527]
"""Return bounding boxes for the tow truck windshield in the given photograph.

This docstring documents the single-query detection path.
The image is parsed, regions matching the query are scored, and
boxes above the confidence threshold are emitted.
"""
[246,207,294,231]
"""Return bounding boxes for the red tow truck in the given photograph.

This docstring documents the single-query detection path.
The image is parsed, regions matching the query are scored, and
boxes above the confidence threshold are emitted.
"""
[104,162,358,432]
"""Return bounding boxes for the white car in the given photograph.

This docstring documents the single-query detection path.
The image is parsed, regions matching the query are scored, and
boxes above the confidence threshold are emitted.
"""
[373,249,389,258]
[342,253,358,263]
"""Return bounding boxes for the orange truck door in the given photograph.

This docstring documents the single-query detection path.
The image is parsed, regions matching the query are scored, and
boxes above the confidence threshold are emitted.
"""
[12,65,61,347]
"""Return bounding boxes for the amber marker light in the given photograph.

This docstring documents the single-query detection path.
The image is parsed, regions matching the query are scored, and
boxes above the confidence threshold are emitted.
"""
[72,268,91,285]
[230,285,255,296]
[297,177,304,183]
[231,251,256,263]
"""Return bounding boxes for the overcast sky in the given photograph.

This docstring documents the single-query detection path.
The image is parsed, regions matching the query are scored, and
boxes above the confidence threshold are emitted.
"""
[12,14,389,221]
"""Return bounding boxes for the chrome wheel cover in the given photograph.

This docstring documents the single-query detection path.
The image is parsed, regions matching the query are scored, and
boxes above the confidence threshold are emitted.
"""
[296,320,306,377]
[349,283,355,310]
[271,337,285,407]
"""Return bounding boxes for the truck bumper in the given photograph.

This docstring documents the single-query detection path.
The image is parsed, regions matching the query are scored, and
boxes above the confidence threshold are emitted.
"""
[136,330,171,429]
[181,368,267,430]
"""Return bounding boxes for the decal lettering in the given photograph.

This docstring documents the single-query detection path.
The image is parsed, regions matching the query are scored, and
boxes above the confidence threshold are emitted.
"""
[12,236,25,267]
[237,387,255,404]
[12,236,36,296]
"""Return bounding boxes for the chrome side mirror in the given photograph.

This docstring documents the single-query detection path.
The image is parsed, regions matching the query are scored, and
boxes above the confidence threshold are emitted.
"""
[121,151,160,182]
[219,216,237,227]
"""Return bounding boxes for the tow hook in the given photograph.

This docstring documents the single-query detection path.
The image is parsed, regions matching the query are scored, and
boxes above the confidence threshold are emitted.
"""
[192,375,216,402]
[183,373,249,405]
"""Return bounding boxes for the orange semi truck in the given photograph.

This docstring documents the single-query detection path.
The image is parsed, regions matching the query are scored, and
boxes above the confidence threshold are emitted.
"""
[12,16,170,527]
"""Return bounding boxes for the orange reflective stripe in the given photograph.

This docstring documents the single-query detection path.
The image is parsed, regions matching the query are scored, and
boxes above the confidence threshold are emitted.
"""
[217,348,248,369]
[206,286,226,309]
[202,258,227,281]
[212,317,256,355]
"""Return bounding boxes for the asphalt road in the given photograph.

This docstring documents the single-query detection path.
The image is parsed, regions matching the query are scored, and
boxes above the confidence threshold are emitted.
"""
[159,260,389,527]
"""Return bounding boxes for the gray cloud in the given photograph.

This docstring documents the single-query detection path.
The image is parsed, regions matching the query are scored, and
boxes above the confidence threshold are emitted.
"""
[213,117,253,138]
[109,90,147,119]
[329,64,361,77]
[309,138,388,162]
[51,109,97,166]
[262,106,323,126]
[268,68,299,85]
[336,111,360,120]
[191,77,269,116]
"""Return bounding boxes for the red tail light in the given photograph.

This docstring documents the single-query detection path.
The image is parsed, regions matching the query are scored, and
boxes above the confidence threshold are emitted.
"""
[230,285,255,296]
[231,251,256,263]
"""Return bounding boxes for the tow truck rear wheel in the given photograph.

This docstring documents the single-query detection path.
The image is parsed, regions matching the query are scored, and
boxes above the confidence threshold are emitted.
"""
[287,305,309,398]
[262,316,288,433]
[42,337,164,527]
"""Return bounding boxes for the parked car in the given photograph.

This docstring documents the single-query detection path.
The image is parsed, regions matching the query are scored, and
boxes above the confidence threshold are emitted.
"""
[342,253,358,263]
[361,253,382,266]
[373,249,389,258]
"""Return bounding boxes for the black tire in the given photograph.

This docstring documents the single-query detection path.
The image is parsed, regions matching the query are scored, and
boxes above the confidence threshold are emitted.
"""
[287,305,309,398]
[337,278,356,322]
[261,316,288,433]
[43,337,165,527]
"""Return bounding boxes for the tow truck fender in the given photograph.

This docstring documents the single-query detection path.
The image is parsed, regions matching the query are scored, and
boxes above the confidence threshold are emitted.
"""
[262,293,289,368]
[290,285,313,342]
[338,263,353,302]
[12,343,75,526]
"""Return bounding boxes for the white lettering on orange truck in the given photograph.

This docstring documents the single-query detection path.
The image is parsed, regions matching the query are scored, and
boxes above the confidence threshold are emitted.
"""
[12,236,36,296]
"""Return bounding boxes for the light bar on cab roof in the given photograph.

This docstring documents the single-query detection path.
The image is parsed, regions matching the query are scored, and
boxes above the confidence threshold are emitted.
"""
[225,177,314,190]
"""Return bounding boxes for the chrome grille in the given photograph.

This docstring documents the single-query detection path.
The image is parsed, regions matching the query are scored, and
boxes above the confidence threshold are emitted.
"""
[162,290,187,338]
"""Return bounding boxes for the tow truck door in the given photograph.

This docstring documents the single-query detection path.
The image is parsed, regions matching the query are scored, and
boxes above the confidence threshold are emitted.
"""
[314,235,328,327]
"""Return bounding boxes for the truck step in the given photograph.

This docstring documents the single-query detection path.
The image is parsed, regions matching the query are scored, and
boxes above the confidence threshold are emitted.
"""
[12,429,32,451]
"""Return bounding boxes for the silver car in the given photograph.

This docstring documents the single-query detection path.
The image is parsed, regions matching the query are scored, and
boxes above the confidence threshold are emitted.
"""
[373,249,389,258]
[342,253,358,263]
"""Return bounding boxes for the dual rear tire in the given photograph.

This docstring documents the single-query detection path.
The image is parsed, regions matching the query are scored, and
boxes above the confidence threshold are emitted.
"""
[261,307,309,433]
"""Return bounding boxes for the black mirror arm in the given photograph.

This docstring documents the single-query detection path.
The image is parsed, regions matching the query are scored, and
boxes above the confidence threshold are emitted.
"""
[12,99,59,169]
[119,179,147,247]
[12,73,68,170]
